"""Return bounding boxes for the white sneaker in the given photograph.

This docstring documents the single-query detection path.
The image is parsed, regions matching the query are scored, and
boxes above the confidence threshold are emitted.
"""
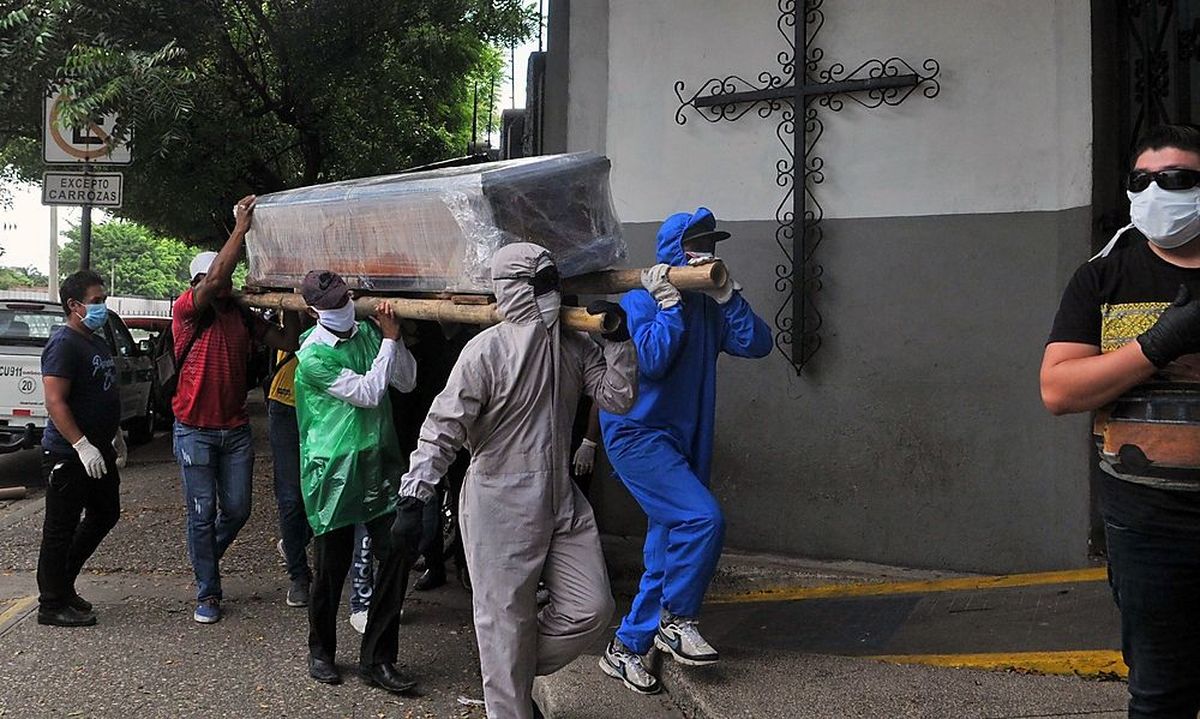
[349,609,368,634]
[654,614,719,666]
[599,638,661,695]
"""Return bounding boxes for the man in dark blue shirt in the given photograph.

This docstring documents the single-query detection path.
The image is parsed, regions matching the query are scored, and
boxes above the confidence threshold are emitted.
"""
[37,270,123,627]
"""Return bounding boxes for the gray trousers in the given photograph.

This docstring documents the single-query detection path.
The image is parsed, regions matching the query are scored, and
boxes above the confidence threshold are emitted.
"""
[461,475,615,719]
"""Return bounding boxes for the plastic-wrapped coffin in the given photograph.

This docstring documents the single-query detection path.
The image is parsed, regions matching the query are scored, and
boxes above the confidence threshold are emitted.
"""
[245,152,626,294]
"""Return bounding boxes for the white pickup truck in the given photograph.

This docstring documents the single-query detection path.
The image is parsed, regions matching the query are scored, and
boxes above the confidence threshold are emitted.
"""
[0,297,157,453]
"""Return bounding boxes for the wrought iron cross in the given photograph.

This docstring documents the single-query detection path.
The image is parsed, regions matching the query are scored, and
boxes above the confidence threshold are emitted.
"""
[675,0,940,374]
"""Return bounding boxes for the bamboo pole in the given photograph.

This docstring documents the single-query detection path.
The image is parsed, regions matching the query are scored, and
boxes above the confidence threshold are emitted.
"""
[562,261,726,295]
[237,293,616,334]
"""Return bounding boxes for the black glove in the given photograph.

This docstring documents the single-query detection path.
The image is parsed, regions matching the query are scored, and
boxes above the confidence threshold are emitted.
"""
[1137,284,1200,368]
[587,300,630,342]
[391,496,425,555]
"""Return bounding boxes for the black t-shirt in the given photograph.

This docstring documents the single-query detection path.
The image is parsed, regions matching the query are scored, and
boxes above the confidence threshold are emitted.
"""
[41,324,121,455]
[1049,236,1200,517]
[1049,238,1200,350]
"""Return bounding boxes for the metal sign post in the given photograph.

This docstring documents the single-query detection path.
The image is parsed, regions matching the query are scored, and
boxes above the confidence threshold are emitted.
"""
[48,205,58,298]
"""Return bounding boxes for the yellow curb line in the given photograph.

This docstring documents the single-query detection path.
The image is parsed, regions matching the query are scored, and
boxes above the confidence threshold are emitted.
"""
[0,595,37,633]
[708,567,1108,604]
[868,650,1128,679]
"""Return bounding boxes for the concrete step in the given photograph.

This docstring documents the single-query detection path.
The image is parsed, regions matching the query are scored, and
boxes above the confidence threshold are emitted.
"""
[534,654,686,719]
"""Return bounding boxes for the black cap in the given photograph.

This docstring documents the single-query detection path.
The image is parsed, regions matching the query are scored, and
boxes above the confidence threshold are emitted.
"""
[682,218,731,246]
[301,270,350,310]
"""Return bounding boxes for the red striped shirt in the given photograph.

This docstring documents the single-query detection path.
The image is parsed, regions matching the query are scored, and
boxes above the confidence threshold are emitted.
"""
[171,289,253,429]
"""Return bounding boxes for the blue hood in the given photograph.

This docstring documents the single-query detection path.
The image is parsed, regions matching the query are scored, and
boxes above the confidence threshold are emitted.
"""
[655,207,720,267]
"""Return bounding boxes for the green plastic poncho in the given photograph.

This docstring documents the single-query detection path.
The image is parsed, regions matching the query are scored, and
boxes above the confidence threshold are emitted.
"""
[294,322,402,536]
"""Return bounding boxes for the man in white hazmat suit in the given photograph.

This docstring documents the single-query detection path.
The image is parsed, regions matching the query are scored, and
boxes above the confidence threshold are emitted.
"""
[392,242,638,719]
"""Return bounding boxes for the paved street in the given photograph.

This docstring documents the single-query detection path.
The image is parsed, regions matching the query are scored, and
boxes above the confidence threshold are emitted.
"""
[0,402,487,719]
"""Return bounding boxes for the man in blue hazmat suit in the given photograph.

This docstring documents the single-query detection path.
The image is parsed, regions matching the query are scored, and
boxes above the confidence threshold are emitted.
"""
[598,207,772,694]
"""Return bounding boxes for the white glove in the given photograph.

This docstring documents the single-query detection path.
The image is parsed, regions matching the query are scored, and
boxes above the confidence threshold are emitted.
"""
[72,437,107,479]
[113,431,128,469]
[689,255,740,305]
[640,264,681,310]
[573,439,597,476]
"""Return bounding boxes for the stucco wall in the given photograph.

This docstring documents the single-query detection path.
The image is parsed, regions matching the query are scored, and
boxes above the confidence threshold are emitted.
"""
[556,0,1096,572]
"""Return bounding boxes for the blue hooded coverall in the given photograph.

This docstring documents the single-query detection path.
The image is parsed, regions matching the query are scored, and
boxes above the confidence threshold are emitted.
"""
[600,208,773,654]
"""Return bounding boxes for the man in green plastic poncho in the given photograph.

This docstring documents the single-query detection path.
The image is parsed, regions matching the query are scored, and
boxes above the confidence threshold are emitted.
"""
[293,270,418,693]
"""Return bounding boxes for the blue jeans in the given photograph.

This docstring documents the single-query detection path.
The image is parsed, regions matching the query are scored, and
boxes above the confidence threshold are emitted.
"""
[350,523,374,613]
[1101,473,1200,719]
[268,401,311,583]
[174,421,254,601]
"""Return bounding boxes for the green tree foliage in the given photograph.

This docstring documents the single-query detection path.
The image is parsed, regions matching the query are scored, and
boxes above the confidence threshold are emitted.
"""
[59,219,197,297]
[0,1,533,245]
[0,264,48,289]
[0,241,49,289]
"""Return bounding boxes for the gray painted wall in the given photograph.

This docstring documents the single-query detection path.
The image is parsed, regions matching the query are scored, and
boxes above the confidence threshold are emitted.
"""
[589,208,1095,573]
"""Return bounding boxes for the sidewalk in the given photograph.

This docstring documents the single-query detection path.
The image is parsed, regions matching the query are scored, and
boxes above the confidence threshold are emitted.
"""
[536,540,1129,719]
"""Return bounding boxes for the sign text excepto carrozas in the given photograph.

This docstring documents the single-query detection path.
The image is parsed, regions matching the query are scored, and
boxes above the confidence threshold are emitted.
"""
[41,171,123,208]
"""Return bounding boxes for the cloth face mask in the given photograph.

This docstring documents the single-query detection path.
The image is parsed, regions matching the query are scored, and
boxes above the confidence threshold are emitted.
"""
[1128,183,1200,249]
[535,290,561,327]
[316,302,357,333]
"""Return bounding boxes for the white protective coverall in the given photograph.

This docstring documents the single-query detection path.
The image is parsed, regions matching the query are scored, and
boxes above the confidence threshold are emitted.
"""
[400,242,638,718]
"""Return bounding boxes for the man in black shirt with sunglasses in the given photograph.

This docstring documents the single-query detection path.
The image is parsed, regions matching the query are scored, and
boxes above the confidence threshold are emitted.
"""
[1042,124,1200,718]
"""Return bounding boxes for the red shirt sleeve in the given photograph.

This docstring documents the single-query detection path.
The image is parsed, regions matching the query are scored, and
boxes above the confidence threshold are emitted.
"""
[172,289,197,358]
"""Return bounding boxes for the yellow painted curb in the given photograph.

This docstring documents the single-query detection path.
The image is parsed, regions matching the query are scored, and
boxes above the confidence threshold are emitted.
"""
[0,595,36,633]
[868,649,1128,679]
[708,567,1108,605]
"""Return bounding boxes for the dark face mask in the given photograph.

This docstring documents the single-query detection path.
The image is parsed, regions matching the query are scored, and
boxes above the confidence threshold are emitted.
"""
[530,265,561,297]
[496,261,561,295]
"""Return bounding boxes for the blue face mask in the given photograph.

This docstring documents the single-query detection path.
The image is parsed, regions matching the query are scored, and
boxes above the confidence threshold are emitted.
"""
[76,302,108,330]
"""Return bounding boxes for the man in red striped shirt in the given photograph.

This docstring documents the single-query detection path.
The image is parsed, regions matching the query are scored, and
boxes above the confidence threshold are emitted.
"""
[172,194,299,624]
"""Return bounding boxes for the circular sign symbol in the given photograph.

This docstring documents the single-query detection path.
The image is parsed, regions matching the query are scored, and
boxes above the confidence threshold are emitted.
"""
[18,377,35,395]
[48,95,116,161]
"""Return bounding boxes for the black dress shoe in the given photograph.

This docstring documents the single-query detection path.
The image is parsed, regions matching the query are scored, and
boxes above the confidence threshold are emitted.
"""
[67,594,93,612]
[413,568,446,591]
[308,656,342,685]
[361,663,417,694]
[37,605,97,627]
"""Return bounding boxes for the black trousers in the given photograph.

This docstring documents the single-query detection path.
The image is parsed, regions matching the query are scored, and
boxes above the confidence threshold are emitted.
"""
[308,512,412,668]
[36,451,121,610]
[1101,473,1200,719]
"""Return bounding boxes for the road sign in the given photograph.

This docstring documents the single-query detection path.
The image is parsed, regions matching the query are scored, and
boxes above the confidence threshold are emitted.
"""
[42,171,123,208]
[42,91,132,164]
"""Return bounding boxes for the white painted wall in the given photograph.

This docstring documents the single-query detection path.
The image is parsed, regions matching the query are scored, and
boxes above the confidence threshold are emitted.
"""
[584,0,1092,223]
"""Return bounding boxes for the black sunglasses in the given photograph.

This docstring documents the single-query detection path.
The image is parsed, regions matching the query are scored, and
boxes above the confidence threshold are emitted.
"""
[1127,168,1200,192]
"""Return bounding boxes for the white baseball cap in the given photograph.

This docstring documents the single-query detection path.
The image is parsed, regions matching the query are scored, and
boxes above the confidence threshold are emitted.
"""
[189,251,218,281]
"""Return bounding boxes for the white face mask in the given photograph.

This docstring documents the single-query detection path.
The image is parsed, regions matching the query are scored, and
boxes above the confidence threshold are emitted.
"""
[535,291,561,327]
[1128,183,1200,249]
[316,302,357,333]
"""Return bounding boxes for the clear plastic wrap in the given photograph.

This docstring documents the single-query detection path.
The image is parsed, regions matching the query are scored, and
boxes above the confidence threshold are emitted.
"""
[246,152,625,294]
